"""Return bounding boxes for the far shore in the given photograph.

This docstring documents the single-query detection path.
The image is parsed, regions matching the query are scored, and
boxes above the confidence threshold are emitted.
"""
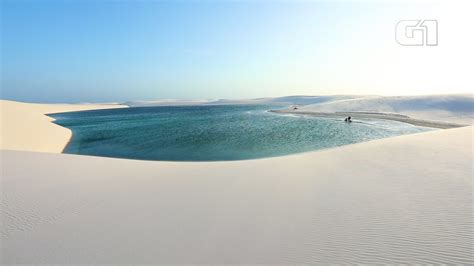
[270,109,467,129]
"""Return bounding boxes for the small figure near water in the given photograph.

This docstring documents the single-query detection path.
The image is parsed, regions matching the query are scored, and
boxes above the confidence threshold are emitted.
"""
[344,116,352,123]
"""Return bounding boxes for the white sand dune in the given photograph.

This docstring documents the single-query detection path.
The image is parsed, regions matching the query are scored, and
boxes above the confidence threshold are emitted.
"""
[0,100,126,153]
[123,98,277,107]
[123,95,360,107]
[2,126,472,264]
[298,94,474,125]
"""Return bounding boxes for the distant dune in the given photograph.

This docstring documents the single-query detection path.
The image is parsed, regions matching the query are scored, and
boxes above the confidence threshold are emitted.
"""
[123,99,213,107]
[123,95,360,107]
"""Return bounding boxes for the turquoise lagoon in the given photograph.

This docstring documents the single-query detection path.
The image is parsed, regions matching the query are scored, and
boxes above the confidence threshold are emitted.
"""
[51,105,431,161]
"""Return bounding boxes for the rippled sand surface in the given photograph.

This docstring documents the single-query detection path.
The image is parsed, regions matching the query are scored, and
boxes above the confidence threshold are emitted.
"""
[2,127,473,264]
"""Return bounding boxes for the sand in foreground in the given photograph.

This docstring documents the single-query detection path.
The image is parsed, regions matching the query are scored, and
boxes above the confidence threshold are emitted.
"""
[2,126,473,264]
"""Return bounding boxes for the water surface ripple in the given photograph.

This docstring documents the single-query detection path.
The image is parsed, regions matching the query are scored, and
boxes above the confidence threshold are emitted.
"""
[51,105,431,161]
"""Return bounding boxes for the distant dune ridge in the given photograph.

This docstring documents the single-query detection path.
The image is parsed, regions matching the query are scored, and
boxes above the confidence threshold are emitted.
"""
[124,94,473,124]
[123,95,356,107]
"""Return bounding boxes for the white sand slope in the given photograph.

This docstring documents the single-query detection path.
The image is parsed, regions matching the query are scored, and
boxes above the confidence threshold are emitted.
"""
[298,94,474,125]
[0,100,126,153]
[2,126,473,264]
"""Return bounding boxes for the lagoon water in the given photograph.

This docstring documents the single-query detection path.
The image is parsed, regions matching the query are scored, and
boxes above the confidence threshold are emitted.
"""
[51,105,431,161]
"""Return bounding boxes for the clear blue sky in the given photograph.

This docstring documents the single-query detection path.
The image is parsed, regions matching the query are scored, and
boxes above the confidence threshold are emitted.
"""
[1,1,470,103]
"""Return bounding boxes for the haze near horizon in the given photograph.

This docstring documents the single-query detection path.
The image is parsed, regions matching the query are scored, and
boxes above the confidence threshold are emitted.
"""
[1,0,472,103]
